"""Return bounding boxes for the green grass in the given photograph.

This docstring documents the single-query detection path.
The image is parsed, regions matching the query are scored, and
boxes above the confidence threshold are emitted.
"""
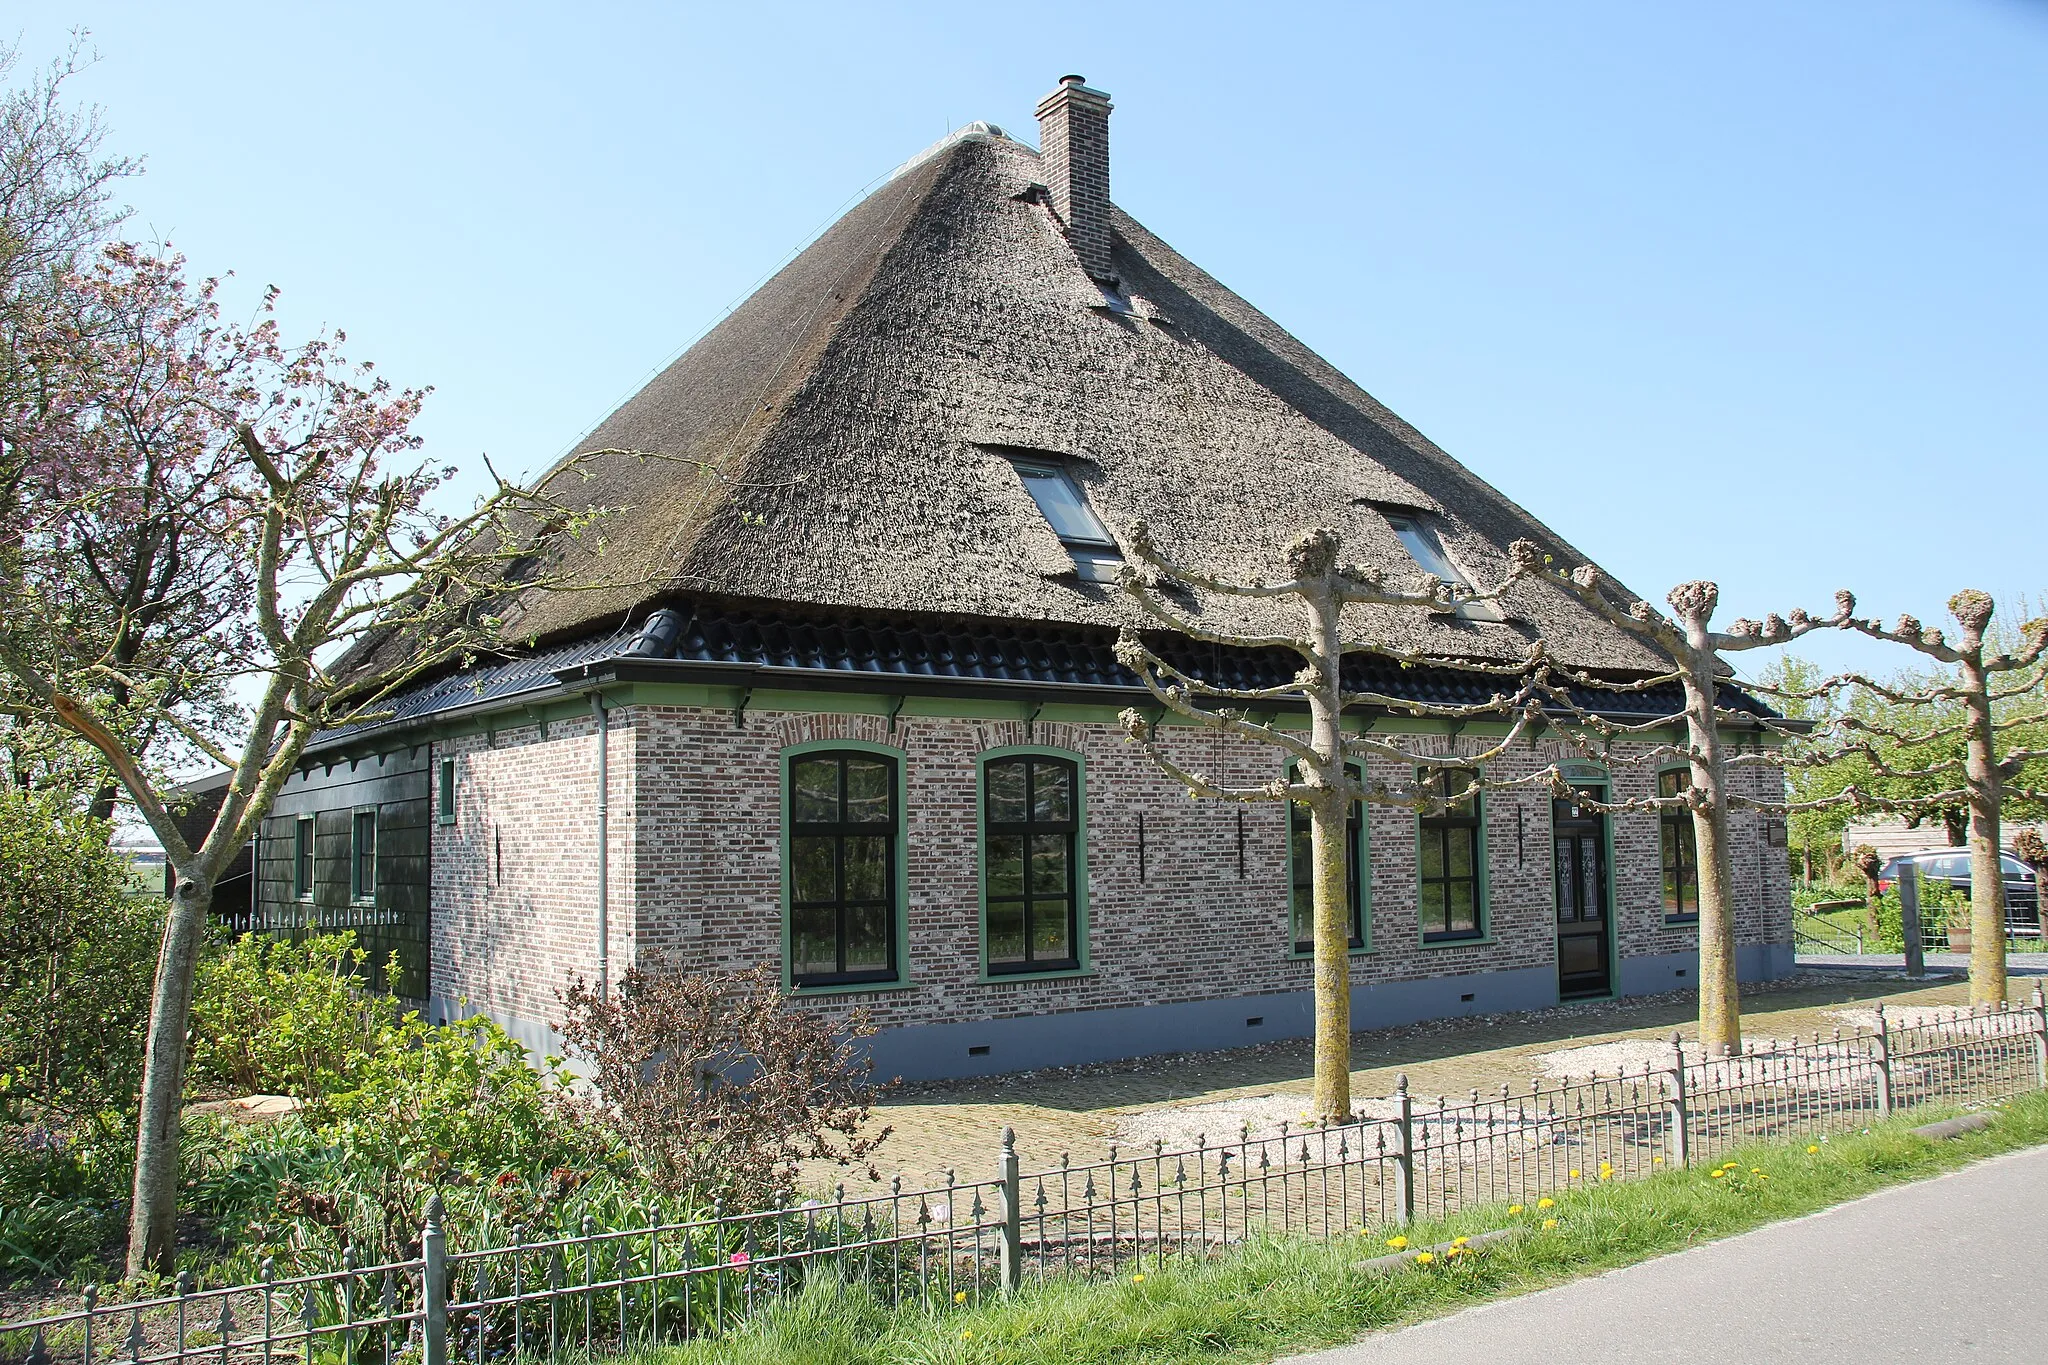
[640,1091,2048,1365]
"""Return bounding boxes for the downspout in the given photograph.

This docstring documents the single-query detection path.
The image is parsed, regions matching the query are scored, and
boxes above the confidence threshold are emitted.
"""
[592,691,609,999]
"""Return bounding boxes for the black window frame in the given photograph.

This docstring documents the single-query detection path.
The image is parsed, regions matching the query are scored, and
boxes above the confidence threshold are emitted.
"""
[438,757,457,825]
[786,750,901,988]
[982,755,1082,976]
[292,816,315,901]
[349,808,377,906]
[1417,767,1485,943]
[1289,763,1366,955]
[1658,769,1700,922]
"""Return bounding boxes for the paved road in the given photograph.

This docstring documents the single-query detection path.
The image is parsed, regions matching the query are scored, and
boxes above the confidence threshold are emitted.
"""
[1796,951,2048,976]
[1282,1144,2048,1363]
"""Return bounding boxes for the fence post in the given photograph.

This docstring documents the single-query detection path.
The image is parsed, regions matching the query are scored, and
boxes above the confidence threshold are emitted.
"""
[997,1126,1022,1293]
[1900,864,1925,979]
[422,1194,447,1365]
[1872,1003,1894,1118]
[1665,1033,1691,1169]
[1392,1075,1415,1224]
[2031,986,2048,1091]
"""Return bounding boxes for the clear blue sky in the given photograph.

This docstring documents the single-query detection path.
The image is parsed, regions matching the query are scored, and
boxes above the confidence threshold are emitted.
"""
[20,1,2047,677]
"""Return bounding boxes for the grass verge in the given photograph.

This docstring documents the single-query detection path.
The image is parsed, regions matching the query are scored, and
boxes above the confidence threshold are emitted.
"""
[640,1090,2048,1365]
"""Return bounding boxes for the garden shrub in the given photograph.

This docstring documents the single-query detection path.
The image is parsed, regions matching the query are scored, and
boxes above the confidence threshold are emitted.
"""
[557,961,890,1212]
[0,789,160,1125]
[189,933,399,1102]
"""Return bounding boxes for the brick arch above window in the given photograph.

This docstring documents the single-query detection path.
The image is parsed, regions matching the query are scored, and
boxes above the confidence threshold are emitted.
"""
[772,712,897,750]
[970,719,1085,755]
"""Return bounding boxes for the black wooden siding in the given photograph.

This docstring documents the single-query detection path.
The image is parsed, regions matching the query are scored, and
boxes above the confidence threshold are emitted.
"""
[248,748,432,1001]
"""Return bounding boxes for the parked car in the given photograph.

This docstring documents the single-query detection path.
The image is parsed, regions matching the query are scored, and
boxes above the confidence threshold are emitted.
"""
[1877,849,2041,930]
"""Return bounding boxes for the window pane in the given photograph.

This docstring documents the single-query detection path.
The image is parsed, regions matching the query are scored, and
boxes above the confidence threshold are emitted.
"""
[1555,838,1574,921]
[1033,761,1073,823]
[988,836,1026,898]
[987,901,1026,965]
[843,836,888,900]
[1663,867,1684,914]
[1028,833,1069,897]
[791,837,836,904]
[1388,516,1465,586]
[1448,828,1473,878]
[1032,900,1072,960]
[1659,769,1684,799]
[1291,884,1313,946]
[844,759,892,825]
[792,906,837,978]
[1449,882,1477,934]
[987,760,1028,824]
[845,903,890,972]
[1420,829,1445,881]
[1290,805,1312,889]
[793,759,840,823]
[1017,466,1113,545]
[1419,883,1446,933]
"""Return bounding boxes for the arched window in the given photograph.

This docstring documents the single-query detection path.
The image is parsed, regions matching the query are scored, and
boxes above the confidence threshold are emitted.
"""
[983,754,1081,974]
[787,750,900,986]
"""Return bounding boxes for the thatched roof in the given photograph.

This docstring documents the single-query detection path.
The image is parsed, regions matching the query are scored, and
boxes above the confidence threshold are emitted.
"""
[498,124,1669,674]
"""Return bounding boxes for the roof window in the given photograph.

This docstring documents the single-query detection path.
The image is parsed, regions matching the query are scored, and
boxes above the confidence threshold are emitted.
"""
[1385,514,1503,621]
[1010,458,1123,583]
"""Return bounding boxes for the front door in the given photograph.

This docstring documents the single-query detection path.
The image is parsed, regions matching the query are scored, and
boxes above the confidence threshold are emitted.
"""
[1554,792,1611,998]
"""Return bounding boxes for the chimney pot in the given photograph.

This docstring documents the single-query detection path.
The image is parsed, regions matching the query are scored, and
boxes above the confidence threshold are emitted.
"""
[1035,75,1114,282]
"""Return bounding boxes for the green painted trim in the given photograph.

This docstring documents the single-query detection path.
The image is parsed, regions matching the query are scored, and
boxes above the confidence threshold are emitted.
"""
[1413,766,1490,947]
[1284,759,1373,956]
[349,804,378,906]
[1653,759,1703,926]
[779,738,912,994]
[1417,933,1498,950]
[436,755,457,826]
[974,744,1091,981]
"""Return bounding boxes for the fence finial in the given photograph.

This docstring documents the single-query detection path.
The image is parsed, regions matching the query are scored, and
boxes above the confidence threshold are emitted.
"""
[424,1192,445,1230]
[1001,1124,1016,1154]
[1395,1072,1409,1095]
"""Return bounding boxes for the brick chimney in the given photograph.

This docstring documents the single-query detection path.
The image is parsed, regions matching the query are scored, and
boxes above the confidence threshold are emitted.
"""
[1035,74,1114,281]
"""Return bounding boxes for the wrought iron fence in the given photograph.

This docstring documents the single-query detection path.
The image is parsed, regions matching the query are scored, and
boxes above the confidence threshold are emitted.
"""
[7,990,2046,1364]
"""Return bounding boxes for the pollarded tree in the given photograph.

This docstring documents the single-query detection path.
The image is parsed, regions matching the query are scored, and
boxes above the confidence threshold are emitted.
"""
[1524,549,1853,1056]
[1823,593,2048,1003]
[1112,523,1558,1123]
[0,244,612,1274]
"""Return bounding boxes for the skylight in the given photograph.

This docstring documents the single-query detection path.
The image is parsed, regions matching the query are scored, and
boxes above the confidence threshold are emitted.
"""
[1385,515,1503,621]
[1011,459,1122,582]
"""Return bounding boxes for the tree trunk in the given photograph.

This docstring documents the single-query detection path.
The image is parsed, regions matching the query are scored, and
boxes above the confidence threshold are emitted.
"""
[1960,653,2006,1006]
[1670,585,1741,1057]
[126,869,213,1276]
[1308,791,1352,1121]
[1305,581,1352,1123]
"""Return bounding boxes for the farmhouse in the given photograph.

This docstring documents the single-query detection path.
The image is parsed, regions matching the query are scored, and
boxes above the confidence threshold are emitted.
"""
[250,76,1793,1079]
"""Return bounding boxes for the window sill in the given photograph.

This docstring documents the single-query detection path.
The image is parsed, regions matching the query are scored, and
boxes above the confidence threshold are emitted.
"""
[1418,934,1496,950]
[977,967,1095,986]
[1663,915,1700,927]
[1288,946,1372,960]
[792,978,918,998]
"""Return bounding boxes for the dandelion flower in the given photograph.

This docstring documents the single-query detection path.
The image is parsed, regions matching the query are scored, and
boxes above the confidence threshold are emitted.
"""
[1710,1169,1725,1179]
[1508,1204,1525,1215]
[1386,1235,1409,1250]
[1132,1274,1145,1284]
[1750,1168,1762,1175]
[1569,1168,1581,1179]
[1758,1174,1770,1181]
[1599,1171,1612,1181]
[1451,1236,1470,1247]
[1807,1144,1820,1155]
[1414,1251,1435,1265]
[1653,1156,1664,1165]
[1536,1197,1555,1209]
[955,1291,968,1304]
[961,1329,973,1341]
[1542,1218,1558,1230]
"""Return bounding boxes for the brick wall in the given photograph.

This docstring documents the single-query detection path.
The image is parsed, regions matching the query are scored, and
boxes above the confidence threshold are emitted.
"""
[1034,77,1114,281]
[423,703,1792,1039]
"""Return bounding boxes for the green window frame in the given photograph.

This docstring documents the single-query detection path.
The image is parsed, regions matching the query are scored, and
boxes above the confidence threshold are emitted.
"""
[1659,768,1700,922]
[1288,763,1368,954]
[438,757,457,825]
[1417,767,1485,942]
[350,808,377,905]
[293,816,314,900]
[785,746,903,989]
[982,751,1083,975]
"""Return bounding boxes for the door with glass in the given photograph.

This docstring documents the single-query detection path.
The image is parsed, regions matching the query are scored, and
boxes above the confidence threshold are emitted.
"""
[1554,792,1612,998]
